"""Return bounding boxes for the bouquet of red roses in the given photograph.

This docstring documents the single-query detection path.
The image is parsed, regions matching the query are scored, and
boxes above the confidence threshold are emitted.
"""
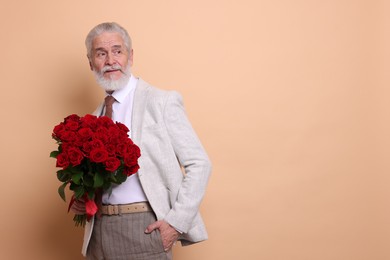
[50,114,140,227]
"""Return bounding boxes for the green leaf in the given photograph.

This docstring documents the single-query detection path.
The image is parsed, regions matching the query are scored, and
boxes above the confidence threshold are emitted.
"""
[106,185,113,197]
[57,170,70,182]
[93,171,104,188]
[71,170,83,185]
[87,189,95,200]
[83,174,94,187]
[74,186,85,200]
[102,181,112,191]
[115,171,127,184]
[50,150,60,158]
[109,174,117,183]
[58,182,68,202]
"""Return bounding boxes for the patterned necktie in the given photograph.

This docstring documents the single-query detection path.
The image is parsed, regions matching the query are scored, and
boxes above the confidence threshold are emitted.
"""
[104,95,116,118]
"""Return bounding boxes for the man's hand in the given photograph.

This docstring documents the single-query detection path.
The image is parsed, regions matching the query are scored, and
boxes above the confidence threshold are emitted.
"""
[145,220,180,251]
[70,198,86,215]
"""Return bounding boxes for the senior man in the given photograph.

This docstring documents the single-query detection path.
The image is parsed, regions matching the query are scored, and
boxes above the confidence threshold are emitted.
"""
[72,22,212,260]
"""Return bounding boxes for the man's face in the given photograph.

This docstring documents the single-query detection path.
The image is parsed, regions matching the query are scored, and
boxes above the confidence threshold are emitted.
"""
[89,32,133,82]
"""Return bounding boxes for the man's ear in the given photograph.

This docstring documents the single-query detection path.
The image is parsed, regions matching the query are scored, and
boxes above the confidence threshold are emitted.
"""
[87,55,93,71]
[129,49,134,67]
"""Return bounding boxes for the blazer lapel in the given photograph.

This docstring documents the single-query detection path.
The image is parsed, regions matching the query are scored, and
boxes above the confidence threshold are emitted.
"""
[131,78,150,145]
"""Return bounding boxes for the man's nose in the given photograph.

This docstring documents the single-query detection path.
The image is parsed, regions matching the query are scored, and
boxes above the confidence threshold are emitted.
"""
[105,53,115,65]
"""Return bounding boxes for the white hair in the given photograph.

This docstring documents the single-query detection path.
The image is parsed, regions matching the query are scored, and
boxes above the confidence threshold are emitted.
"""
[85,22,132,58]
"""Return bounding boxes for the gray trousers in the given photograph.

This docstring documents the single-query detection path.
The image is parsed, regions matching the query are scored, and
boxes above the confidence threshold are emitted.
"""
[86,211,172,260]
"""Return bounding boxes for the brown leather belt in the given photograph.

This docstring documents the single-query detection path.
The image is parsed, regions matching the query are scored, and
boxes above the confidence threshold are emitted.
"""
[100,202,152,215]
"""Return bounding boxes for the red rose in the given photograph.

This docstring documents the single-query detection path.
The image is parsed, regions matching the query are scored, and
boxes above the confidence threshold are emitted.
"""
[67,147,84,166]
[56,153,69,169]
[122,145,140,169]
[74,135,84,148]
[105,144,116,156]
[90,148,109,163]
[124,153,138,168]
[118,130,129,141]
[115,122,129,133]
[127,144,141,158]
[78,127,93,142]
[116,143,127,157]
[65,120,80,131]
[81,114,98,130]
[109,134,121,146]
[61,143,73,152]
[85,198,98,221]
[94,127,109,144]
[83,139,104,157]
[104,157,121,172]
[64,114,80,123]
[60,131,78,143]
[124,164,139,176]
[90,139,104,149]
[108,125,120,136]
[53,123,66,139]
[82,142,93,156]
[97,116,115,128]
[96,126,109,134]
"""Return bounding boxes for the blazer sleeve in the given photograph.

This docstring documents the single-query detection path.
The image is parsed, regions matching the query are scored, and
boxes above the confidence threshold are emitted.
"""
[162,91,212,233]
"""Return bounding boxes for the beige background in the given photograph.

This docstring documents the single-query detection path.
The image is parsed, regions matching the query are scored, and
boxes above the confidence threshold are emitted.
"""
[0,0,389,259]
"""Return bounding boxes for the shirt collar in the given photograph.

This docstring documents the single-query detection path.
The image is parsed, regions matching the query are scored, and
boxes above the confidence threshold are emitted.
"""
[107,74,138,103]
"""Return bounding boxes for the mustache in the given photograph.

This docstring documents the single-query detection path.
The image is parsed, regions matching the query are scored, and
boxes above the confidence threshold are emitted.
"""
[101,64,125,74]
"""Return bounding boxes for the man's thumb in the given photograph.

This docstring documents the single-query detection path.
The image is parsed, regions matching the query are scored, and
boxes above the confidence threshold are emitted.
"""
[145,220,160,233]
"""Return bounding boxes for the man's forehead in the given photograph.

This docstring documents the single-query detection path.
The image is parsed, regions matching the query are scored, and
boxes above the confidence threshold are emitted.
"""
[92,32,125,48]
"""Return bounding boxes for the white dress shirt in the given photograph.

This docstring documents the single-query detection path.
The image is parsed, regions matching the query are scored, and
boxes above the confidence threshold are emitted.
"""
[101,74,148,205]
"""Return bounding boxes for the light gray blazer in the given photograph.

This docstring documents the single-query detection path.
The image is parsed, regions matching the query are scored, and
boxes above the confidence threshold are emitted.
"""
[81,79,212,256]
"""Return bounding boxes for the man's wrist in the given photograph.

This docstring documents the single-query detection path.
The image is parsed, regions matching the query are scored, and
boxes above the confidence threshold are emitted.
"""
[164,220,183,234]
[172,226,183,234]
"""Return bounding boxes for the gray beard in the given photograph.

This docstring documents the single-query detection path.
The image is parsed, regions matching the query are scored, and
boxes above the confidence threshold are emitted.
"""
[93,65,131,92]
